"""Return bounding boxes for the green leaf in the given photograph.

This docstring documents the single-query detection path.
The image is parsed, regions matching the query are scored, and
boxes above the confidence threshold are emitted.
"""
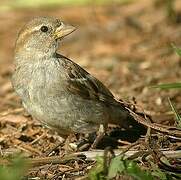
[0,156,28,180]
[108,156,125,179]
[125,161,154,180]
[108,155,154,180]
[168,98,181,128]
[88,156,105,180]
[171,43,181,57]
[149,162,167,180]
[151,83,181,89]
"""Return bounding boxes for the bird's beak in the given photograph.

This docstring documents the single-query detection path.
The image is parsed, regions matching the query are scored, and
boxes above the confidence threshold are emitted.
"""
[54,23,76,39]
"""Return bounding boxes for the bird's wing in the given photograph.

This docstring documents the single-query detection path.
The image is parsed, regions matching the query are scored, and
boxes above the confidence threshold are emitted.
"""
[57,54,119,105]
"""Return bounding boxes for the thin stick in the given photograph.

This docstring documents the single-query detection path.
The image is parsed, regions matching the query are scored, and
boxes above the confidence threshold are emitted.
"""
[1,150,180,166]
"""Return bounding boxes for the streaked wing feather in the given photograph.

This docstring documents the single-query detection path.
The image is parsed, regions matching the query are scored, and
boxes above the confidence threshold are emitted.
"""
[58,54,118,105]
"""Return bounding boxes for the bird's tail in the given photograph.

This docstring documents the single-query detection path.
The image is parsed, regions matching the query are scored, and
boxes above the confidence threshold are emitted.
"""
[108,104,146,136]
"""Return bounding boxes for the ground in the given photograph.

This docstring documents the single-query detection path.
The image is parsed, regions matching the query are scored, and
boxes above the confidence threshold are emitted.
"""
[0,0,180,179]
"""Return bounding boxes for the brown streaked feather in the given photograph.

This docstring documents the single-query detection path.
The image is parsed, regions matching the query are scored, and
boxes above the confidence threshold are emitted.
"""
[57,54,121,106]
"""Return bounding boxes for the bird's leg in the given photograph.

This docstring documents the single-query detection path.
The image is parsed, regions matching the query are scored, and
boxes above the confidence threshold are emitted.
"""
[91,124,106,149]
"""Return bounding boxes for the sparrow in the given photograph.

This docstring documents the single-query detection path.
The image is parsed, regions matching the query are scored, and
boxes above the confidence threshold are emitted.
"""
[12,17,143,139]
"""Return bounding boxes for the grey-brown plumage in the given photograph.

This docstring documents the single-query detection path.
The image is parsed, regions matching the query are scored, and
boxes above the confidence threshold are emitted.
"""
[12,17,138,136]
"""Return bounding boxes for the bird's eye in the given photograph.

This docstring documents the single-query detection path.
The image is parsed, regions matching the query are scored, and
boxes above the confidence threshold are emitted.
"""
[40,26,49,32]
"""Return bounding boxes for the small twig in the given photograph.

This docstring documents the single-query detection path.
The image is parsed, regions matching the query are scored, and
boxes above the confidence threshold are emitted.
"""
[128,150,151,161]
[30,133,46,145]
[44,141,64,156]
[0,153,86,167]
[0,108,24,117]
[159,158,181,173]
[51,163,93,180]
[118,140,131,145]
[78,149,181,161]
[119,141,140,155]
[30,154,86,167]
[16,144,42,155]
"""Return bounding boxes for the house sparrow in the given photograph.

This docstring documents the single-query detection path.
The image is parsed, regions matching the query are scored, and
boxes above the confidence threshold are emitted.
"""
[12,17,143,138]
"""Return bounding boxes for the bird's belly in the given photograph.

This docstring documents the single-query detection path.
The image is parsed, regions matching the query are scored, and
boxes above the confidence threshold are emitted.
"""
[23,90,106,134]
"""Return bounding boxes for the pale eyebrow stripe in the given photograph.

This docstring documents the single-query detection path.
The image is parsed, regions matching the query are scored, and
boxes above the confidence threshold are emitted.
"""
[18,25,41,41]
[32,25,42,31]
[15,25,42,51]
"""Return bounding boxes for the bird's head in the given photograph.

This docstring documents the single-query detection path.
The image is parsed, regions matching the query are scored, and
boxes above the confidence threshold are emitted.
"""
[15,17,76,59]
